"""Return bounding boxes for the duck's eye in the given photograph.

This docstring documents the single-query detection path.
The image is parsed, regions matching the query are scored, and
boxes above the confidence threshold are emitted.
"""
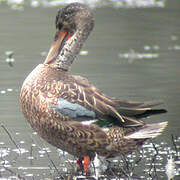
[57,23,63,30]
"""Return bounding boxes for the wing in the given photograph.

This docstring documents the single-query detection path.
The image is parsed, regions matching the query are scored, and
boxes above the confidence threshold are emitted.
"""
[50,75,166,127]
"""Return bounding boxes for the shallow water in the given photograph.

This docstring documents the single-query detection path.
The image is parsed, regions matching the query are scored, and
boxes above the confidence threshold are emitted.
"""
[0,1,180,179]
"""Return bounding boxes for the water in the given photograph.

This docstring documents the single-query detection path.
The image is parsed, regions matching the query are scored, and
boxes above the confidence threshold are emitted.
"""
[0,1,180,179]
[3,0,166,9]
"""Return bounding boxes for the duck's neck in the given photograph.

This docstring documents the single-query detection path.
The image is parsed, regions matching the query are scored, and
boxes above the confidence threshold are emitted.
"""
[55,22,94,71]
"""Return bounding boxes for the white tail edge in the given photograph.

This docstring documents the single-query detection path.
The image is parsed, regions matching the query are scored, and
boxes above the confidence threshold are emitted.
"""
[126,121,168,139]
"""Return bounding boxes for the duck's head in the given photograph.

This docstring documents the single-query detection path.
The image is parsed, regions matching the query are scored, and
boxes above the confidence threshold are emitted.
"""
[44,3,94,70]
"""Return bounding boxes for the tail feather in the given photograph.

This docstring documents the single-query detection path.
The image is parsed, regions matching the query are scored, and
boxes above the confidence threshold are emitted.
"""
[134,109,167,119]
[137,100,165,108]
[125,121,168,139]
[115,106,167,118]
[114,99,164,108]
[111,99,167,127]
[115,106,150,116]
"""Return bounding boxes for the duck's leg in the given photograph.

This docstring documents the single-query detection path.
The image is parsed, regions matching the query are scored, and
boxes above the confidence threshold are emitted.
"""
[84,156,90,174]
[76,157,83,170]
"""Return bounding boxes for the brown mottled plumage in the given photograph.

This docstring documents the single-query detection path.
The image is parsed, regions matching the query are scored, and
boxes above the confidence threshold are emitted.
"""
[20,2,167,167]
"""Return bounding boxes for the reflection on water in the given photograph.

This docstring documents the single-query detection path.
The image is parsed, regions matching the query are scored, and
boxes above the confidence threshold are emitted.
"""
[3,0,166,10]
[0,130,179,179]
[0,0,180,179]
[118,49,159,64]
[5,51,15,67]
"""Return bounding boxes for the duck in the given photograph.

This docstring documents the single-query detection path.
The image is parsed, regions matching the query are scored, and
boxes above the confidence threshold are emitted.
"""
[20,2,167,174]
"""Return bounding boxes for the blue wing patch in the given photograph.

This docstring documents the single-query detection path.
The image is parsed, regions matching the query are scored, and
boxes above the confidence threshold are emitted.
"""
[54,98,95,118]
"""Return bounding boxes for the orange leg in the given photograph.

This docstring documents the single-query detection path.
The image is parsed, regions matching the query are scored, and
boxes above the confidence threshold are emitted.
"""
[83,156,90,174]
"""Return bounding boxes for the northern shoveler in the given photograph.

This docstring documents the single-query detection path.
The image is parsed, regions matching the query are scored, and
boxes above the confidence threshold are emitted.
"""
[20,2,167,174]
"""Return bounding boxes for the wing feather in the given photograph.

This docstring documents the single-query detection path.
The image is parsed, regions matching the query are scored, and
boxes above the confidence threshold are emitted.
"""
[51,75,165,127]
